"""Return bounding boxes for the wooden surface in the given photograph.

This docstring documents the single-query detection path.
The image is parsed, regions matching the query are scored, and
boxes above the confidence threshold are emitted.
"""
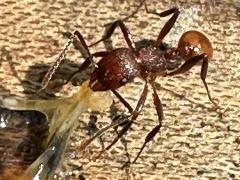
[0,0,240,179]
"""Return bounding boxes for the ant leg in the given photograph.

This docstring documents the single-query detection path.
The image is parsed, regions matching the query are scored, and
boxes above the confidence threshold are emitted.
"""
[111,89,133,113]
[167,54,206,75]
[145,6,180,46]
[58,51,110,87]
[89,20,136,52]
[40,31,95,90]
[52,31,97,87]
[96,82,148,157]
[73,31,95,66]
[167,54,220,109]
[200,58,220,109]
[79,116,130,151]
[132,81,163,163]
[92,51,110,57]
[59,57,93,87]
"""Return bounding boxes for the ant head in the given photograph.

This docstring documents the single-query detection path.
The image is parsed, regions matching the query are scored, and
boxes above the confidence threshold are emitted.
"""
[177,30,213,61]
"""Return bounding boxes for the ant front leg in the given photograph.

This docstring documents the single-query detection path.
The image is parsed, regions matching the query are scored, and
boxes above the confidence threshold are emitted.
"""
[167,54,220,109]
[145,5,180,46]
[89,20,136,52]
[96,82,148,158]
[132,80,163,164]
[60,31,97,86]
[73,31,95,66]
[40,31,97,90]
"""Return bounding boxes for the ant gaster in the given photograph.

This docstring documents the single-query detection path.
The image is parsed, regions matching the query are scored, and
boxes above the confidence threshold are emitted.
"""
[48,6,219,164]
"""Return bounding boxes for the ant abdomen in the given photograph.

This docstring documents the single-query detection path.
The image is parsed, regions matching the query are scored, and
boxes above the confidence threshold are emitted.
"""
[89,48,139,91]
[177,30,213,61]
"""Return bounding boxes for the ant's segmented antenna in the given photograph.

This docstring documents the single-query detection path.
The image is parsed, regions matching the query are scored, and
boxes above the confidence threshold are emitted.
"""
[40,33,75,91]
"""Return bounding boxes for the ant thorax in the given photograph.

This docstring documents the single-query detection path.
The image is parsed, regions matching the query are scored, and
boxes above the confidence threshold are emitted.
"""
[136,42,181,77]
[138,46,166,75]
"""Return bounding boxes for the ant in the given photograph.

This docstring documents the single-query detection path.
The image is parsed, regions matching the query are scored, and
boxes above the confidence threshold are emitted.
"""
[42,3,220,164]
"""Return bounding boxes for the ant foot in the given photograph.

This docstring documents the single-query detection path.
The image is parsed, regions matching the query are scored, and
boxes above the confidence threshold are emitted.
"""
[121,161,131,170]
[209,99,227,117]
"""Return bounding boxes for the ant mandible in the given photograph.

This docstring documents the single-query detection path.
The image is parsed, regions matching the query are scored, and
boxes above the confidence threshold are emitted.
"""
[52,5,219,164]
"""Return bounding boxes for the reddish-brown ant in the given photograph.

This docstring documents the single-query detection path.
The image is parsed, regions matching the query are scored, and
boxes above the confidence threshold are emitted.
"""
[42,4,220,164]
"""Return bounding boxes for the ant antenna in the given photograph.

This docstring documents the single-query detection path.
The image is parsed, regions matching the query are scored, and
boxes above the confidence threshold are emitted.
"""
[39,33,75,91]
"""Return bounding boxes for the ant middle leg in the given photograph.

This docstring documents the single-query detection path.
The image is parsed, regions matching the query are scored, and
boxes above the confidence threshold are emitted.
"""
[89,20,136,52]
